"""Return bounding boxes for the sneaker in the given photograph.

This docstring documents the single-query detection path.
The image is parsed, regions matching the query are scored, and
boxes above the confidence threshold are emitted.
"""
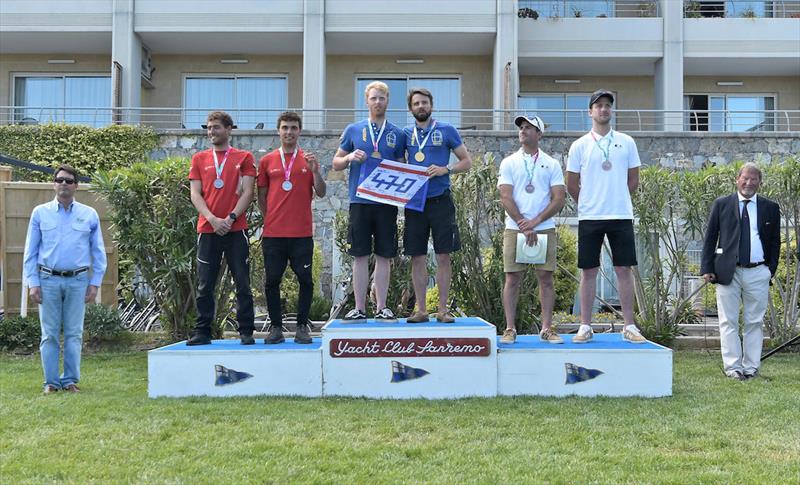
[436,312,455,324]
[500,328,517,344]
[539,328,564,344]
[342,309,367,323]
[187,332,212,346]
[374,307,398,323]
[406,311,429,323]
[294,322,312,344]
[573,326,593,344]
[727,371,747,382]
[240,333,255,345]
[63,383,80,393]
[264,325,285,344]
[42,384,59,395]
[622,326,647,344]
[743,369,760,380]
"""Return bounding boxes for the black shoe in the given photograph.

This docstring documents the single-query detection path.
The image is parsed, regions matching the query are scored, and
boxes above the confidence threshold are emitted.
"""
[727,371,747,382]
[187,333,212,346]
[374,307,398,323]
[264,325,285,344]
[294,322,312,344]
[342,309,367,323]
[240,334,255,345]
[744,369,760,380]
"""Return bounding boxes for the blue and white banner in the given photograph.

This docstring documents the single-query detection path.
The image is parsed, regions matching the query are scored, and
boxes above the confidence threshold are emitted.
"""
[564,363,604,384]
[215,364,253,386]
[356,158,429,212]
[391,361,430,383]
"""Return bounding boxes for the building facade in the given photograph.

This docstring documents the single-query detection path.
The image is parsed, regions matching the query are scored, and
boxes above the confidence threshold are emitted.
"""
[1,0,798,132]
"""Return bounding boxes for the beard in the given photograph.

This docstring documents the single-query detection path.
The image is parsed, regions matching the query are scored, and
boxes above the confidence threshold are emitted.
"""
[413,110,431,122]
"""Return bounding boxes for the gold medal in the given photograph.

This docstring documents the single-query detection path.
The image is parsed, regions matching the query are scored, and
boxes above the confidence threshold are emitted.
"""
[372,151,381,159]
[414,152,425,162]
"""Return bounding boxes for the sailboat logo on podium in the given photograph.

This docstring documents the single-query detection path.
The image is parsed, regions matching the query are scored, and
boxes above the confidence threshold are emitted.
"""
[564,363,604,384]
[391,361,430,383]
[215,365,254,386]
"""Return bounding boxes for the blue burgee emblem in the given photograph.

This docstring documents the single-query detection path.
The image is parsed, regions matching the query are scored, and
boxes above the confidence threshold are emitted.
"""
[565,363,604,384]
[391,361,429,383]
[215,365,253,386]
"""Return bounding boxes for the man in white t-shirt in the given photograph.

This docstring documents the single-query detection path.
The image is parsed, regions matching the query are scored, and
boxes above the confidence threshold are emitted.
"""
[498,115,566,344]
[566,90,647,344]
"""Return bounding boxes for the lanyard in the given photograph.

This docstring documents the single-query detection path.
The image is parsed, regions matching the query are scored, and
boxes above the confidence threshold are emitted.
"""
[368,119,386,154]
[212,147,231,180]
[590,130,614,161]
[279,146,298,182]
[412,120,437,153]
[523,150,539,183]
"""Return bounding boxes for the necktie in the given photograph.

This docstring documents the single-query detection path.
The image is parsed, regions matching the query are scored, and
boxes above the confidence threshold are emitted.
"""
[739,200,751,265]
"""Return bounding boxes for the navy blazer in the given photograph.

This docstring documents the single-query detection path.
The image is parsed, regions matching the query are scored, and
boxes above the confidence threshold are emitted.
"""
[701,193,781,285]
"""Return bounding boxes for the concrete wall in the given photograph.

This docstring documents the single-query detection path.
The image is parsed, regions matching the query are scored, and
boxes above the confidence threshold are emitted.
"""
[151,130,799,298]
[518,76,655,109]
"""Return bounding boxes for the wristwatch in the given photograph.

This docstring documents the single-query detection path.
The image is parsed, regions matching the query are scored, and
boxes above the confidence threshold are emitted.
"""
[229,212,237,222]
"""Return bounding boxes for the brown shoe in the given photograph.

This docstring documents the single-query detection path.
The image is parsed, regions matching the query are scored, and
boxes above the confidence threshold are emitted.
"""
[63,384,81,393]
[436,313,455,323]
[407,311,429,323]
[43,384,59,395]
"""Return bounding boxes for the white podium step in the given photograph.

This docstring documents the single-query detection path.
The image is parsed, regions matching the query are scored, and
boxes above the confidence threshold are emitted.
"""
[497,334,673,397]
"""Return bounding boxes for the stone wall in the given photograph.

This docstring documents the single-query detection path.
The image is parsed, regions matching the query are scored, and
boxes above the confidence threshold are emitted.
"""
[153,129,799,297]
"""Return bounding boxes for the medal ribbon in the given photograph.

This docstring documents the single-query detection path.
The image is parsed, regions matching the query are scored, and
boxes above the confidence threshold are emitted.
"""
[412,120,438,160]
[212,147,231,180]
[590,130,614,162]
[279,146,298,183]
[523,149,539,186]
[368,118,387,156]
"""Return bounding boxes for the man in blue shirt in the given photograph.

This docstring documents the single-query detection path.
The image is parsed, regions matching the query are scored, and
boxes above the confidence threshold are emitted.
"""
[332,81,406,322]
[404,88,472,323]
[23,165,107,394]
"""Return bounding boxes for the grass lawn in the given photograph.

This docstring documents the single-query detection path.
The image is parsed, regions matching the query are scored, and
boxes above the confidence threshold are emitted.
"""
[1,350,798,484]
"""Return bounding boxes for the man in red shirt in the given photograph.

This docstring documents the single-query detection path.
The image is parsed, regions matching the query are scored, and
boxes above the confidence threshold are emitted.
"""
[187,111,257,345]
[257,111,326,344]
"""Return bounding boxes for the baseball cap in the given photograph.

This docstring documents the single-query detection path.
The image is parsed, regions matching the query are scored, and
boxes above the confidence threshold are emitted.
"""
[514,114,545,133]
[589,89,614,108]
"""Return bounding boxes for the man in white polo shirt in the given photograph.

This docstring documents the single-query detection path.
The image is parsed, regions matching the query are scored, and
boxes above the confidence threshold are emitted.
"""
[498,115,566,344]
[566,89,647,344]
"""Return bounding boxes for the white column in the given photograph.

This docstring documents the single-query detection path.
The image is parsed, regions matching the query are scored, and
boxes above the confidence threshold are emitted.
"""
[303,0,326,130]
[655,0,684,131]
[111,0,142,123]
[493,0,518,130]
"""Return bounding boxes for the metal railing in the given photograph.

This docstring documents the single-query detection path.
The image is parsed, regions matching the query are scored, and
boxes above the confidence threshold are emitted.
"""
[519,0,661,18]
[684,0,800,18]
[2,106,799,132]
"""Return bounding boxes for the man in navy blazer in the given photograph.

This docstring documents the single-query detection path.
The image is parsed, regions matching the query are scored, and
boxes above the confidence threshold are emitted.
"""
[701,163,781,381]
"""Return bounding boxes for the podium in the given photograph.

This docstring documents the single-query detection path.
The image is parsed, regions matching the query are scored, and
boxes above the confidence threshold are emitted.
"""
[147,318,672,399]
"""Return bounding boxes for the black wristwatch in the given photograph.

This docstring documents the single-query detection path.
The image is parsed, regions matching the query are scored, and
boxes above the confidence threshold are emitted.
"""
[229,212,237,222]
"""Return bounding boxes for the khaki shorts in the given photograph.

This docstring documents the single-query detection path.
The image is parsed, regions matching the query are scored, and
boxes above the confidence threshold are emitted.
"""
[503,228,558,273]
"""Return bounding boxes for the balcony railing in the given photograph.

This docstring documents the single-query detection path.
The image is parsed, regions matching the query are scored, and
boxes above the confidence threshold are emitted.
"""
[2,107,799,132]
[684,1,800,18]
[518,0,661,18]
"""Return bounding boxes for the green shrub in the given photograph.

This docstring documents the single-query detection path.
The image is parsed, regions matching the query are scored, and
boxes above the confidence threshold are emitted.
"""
[83,304,130,345]
[0,315,40,353]
[0,124,158,181]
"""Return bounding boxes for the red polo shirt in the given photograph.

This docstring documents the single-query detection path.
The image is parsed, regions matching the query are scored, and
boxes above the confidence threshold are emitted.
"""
[257,148,315,238]
[188,147,256,233]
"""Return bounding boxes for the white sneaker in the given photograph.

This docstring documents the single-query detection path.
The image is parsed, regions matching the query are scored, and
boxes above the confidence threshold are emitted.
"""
[573,326,593,344]
[623,325,647,344]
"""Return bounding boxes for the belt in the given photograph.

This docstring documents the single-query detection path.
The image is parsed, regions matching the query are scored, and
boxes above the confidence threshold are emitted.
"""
[737,261,765,268]
[39,265,89,277]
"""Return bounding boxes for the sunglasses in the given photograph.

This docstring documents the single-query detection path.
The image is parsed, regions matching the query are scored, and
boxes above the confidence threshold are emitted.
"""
[54,178,76,185]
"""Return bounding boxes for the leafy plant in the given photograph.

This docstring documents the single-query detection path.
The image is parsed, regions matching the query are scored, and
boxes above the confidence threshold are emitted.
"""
[0,314,40,353]
[83,304,129,345]
[0,124,157,181]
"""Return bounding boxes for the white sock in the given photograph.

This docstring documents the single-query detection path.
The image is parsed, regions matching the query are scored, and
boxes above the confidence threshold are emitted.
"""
[625,324,639,333]
[579,324,592,334]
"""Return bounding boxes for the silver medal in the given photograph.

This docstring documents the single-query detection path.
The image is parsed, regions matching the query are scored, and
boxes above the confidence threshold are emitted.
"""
[282,180,293,191]
[525,184,535,193]
[601,160,612,171]
[214,178,224,189]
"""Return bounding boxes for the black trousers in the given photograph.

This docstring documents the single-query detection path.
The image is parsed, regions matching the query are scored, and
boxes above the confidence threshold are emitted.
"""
[262,237,313,327]
[194,230,255,336]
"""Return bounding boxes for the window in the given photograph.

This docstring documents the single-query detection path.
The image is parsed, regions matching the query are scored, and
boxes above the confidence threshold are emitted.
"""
[519,0,613,18]
[355,77,462,128]
[685,95,775,132]
[14,75,111,127]
[183,75,288,129]
[518,94,594,131]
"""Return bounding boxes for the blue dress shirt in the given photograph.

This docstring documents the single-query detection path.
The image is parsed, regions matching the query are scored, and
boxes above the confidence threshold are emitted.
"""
[23,198,107,287]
